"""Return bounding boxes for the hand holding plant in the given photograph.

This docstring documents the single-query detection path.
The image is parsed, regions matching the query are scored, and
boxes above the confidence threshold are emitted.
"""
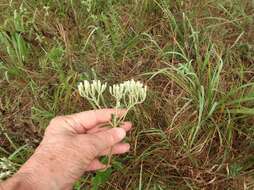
[1,109,132,190]
[78,79,147,166]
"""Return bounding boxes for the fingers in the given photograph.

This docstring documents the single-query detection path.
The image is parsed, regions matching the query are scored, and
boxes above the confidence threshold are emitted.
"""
[120,122,132,131]
[87,122,132,134]
[99,143,130,156]
[85,143,130,171]
[85,159,106,171]
[87,128,126,154]
[51,109,126,134]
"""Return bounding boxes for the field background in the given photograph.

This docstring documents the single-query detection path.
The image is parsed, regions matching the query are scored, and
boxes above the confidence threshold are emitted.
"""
[0,0,254,189]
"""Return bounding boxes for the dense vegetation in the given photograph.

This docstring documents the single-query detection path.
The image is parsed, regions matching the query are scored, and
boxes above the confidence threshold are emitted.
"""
[0,0,254,189]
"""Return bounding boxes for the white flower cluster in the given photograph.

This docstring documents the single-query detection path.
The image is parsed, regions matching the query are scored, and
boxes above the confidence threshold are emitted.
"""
[78,80,107,108]
[109,80,147,108]
[78,79,147,109]
[0,158,17,180]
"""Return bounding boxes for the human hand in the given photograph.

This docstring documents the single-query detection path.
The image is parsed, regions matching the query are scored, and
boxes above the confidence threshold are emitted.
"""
[1,109,132,190]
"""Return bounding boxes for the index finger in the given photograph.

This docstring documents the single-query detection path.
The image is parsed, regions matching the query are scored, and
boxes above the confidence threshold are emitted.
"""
[59,109,126,133]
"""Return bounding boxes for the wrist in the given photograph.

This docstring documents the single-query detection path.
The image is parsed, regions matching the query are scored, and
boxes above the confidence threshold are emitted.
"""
[14,145,74,190]
[1,145,62,190]
[14,151,60,190]
[1,173,35,190]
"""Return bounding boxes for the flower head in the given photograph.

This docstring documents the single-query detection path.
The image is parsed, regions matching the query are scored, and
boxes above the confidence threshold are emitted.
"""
[78,80,107,108]
[109,79,147,108]
[0,158,17,180]
[78,79,147,109]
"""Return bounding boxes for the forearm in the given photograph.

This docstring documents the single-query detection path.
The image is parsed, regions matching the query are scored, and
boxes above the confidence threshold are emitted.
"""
[0,168,59,190]
[0,173,35,190]
[0,138,84,190]
[0,149,63,190]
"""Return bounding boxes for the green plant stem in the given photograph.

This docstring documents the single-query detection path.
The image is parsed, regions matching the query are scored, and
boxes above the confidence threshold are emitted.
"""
[105,108,128,169]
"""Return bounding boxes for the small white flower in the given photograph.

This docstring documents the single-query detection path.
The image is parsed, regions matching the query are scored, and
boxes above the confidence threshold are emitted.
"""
[0,157,17,180]
[78,80,107,108]
[0,171,12,180]
[109,79,147,108]
[78,79,147,110]
[109,84,126,108]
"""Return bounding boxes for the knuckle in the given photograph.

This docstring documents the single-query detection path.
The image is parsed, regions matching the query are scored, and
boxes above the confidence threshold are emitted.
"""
[50,116,64,125]
[90,110,98,123]
[50,115,76,129]
[46,116,65,134]
[82,138,99,159]
[89,143,99,157]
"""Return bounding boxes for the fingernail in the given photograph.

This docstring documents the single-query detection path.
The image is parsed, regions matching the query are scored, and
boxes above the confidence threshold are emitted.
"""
[119,121,132,129]
[123,121,132,126]
[125,143,130,150]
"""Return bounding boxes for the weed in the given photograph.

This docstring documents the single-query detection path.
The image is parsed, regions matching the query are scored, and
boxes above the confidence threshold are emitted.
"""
[78,79,147,188]
[0,0,254,189]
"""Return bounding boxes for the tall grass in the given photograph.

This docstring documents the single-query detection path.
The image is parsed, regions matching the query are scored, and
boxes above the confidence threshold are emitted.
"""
[0,0,254,189]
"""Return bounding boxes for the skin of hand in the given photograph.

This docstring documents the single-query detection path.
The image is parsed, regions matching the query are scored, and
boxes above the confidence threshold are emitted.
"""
[0,109,132,190]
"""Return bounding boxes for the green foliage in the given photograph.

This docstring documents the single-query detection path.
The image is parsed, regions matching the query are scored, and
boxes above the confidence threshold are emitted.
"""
[91,158,123,190]
[0,0,254,189]
[149,44,224,147]
[47,46,64,64]
[0,144,33,180]
[0,31,29,64]
[91,168,113,190]
[228,163,242,177]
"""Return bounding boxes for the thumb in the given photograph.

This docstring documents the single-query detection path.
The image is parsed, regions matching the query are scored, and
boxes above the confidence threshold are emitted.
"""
[88,128,126,154]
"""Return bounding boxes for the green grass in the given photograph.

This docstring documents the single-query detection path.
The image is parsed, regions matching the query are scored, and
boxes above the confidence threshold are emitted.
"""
[1,0,254,189]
